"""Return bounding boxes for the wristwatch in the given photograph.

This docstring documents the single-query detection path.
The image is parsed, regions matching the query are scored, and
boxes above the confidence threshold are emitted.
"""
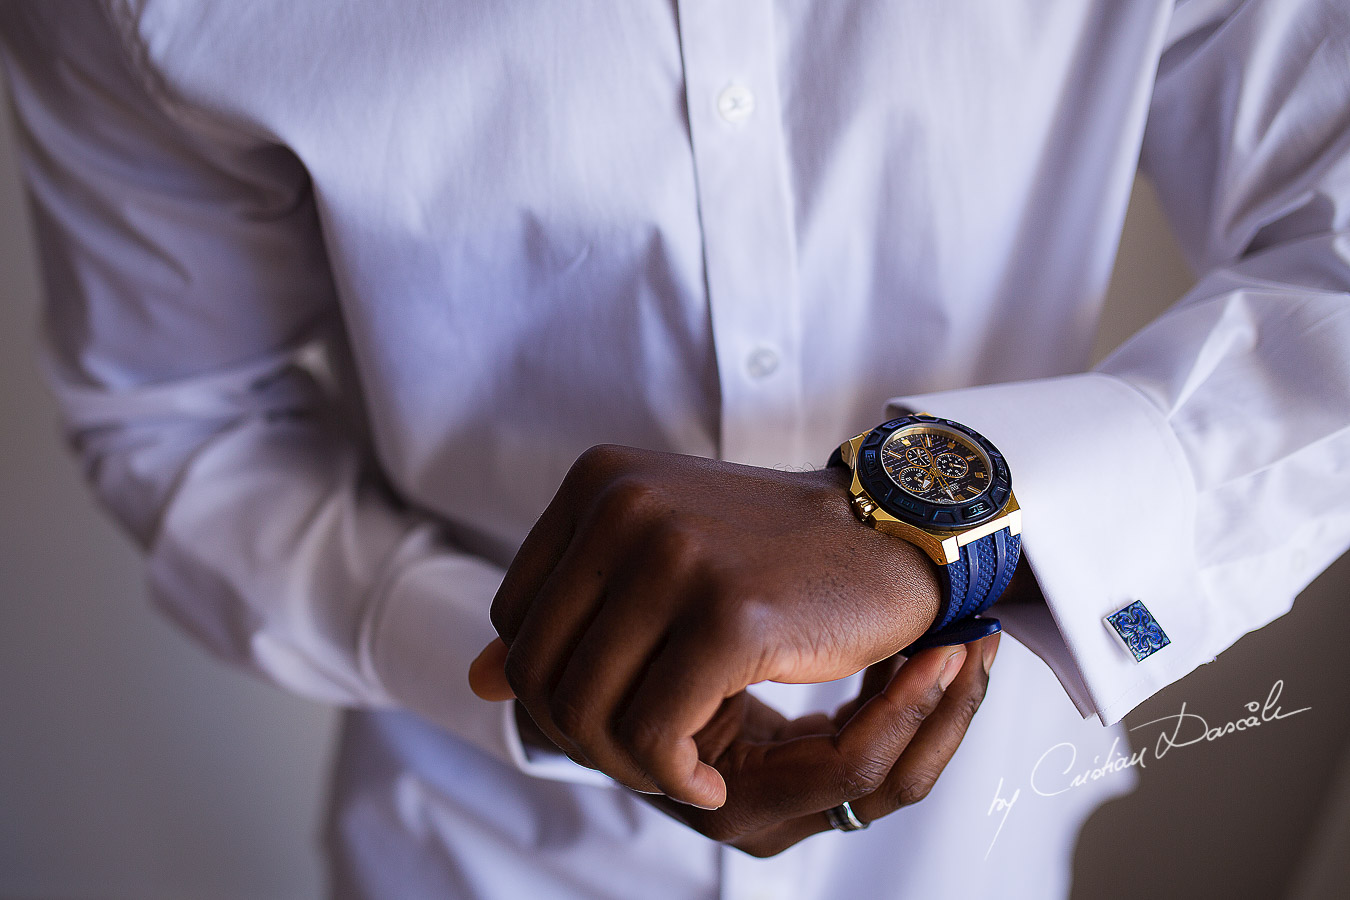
[828,413,1022,653]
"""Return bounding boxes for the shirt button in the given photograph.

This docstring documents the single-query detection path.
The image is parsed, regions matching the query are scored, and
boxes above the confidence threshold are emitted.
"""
[745,346,779,379]
[717,83,756,123]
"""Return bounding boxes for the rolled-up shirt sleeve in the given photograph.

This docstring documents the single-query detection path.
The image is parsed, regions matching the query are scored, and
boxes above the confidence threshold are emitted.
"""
[0,3,604,786]
[892,0,1350,725]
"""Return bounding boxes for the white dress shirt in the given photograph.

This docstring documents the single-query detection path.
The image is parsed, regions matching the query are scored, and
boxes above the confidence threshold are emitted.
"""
[3,1,1348,897]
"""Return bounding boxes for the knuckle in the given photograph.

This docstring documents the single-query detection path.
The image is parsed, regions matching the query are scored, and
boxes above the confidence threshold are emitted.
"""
[572,443,629,481]
[547,691,591,740]
[893,771,938,807]
[596,474,660,525]
[958,675,991,719]
[649,519,703,571]
[837,755,890,799]
[617,712,668,761]
[502,650,543,701]
[948,688,987,731]
[899,693,938,733]
[704,592,770,650]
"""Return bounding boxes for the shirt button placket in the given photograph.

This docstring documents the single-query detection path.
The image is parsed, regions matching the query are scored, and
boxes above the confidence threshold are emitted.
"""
[676,0,805,470]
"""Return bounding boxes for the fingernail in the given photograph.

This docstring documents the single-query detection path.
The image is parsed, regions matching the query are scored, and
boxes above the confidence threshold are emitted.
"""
[687,766,726,810]
[674,792,722,811]
[982,633,1001,675]
[938,648,966,690]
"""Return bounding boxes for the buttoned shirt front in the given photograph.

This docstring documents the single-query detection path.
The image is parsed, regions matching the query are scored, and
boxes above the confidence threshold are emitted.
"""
[2,1,1348,897]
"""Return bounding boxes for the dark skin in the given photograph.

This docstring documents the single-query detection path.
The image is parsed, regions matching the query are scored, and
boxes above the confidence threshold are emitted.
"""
[476,631,998,856]
[469,443,1021,853]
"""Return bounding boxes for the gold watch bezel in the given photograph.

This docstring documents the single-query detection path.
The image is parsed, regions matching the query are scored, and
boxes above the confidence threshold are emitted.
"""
[838,431,1021,567]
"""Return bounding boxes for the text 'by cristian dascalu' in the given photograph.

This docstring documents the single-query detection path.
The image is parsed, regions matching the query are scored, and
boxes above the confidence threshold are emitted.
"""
[982,679,1310,860]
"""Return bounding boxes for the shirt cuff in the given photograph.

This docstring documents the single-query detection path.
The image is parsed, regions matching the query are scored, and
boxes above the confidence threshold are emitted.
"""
[362,550,616,788]
[888,372,1213,725]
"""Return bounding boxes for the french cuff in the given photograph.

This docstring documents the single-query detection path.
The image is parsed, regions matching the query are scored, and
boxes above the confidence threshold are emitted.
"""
[889,372,1213,726]
[362,549,615,788]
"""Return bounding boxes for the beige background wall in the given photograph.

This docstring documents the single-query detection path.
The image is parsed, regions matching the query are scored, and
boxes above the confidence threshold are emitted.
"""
[2,64,1348,899]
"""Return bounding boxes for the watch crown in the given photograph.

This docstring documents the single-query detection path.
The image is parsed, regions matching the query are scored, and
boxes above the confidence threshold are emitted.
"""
[850,494,878,521]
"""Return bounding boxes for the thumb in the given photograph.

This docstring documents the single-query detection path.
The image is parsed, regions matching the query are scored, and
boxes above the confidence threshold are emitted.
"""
[468,638,516,701]
[724,645,965,822]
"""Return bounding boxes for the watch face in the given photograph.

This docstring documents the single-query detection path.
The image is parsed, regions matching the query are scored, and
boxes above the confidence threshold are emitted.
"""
[880,425,991,505]
[853,415,1013,530]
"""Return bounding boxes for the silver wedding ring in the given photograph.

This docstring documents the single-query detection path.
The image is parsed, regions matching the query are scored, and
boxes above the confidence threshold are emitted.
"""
[825,801,869,832]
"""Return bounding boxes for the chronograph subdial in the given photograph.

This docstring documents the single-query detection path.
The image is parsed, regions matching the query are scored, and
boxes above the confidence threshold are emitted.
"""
[934,452,968,479]
[904,446,934,467]
[897,466,936,495]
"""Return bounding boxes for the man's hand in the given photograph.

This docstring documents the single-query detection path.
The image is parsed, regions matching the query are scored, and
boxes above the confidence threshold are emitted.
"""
[657,634,997,856]
[479,444,946,809]
[472,633,1000,855]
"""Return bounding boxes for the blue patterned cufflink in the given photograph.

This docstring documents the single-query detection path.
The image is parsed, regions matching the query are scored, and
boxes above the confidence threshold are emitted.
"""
[1104,600,1170,662]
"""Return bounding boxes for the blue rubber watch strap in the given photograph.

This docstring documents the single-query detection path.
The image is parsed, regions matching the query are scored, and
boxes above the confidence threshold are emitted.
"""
[907,616,1002,651]
[985,530,1021,615]
[907,530,1019,653]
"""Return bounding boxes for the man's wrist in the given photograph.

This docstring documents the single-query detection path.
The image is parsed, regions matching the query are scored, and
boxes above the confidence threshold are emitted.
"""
[810,461,942,651]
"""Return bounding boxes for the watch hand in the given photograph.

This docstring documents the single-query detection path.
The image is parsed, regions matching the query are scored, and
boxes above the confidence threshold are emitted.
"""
[928,466,950,491]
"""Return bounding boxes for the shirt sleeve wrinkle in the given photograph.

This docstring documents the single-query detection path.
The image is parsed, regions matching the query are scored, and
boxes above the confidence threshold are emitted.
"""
[1,2,589,785]
[1104,0,1350,713]
[892,0,1350,725]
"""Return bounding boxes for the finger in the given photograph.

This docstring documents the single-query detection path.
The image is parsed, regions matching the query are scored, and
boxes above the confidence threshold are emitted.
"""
[691,691,796,769]
[680,644,955,858]
[488,489,581,645]
[730,644,965,823]
[850,632,997,825]
[614,623,754,809]
[638,648,969,855]
[545,562,682,793]
[468,638,514,701]
[598,699,768,844]
[502,533,616,764]
[632,649,963,856]
[490,444,641,643]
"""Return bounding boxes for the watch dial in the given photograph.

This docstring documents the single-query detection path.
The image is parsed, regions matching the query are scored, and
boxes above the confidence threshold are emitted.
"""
[880,426,991,505]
